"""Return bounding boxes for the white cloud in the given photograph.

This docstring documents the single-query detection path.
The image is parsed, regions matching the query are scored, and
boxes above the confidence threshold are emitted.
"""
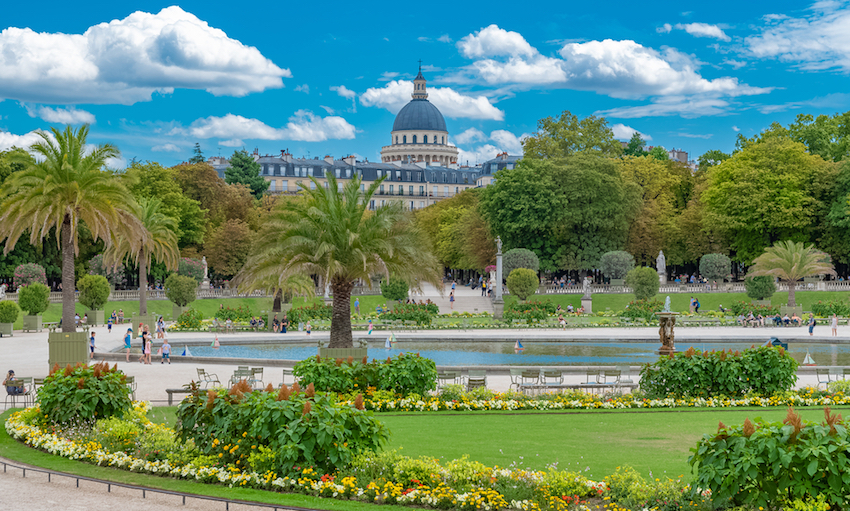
[330,85,356,100]
[489,130,526,153]
[219,139,244,147]
[454,128,487,145]
[295,84,310,94]
[596,96,732,118]
[732,125,740,131]
[458,25,537,58]
[723,59,747,69]
[184,111,356,143]
[0,130,48,151]
[0,6,289,104]
[611,123,652,141]
[676,132,713,139]
[657,24,673,34]
[418,37,430,42]
[320,105,335,114]
[674,23,731,41]
[746,2,850,71]
[151,143,180,152]
[25,105,96,124]
[360,80,504,120]
[438,34,452,43]
[457,144,502,166]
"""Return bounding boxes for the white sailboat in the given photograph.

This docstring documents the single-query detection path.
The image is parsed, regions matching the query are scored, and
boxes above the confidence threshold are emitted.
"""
[803,350,816,366]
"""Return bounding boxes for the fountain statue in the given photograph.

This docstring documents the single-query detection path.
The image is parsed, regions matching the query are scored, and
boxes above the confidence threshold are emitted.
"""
[655,294,678,355]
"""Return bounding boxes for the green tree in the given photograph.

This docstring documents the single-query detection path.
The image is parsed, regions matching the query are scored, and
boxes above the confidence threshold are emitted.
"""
[787,111,850,162]
[381,277,409,302]
[225,149,268,198]
[0,148,30,185]
[105,197,180,316]
[164,274,197,307]
[702,137,834,263]
[0,300,20,324]
[625,267,659,301]
[17,282,50,316]
[744,275,776,301]
[699,253,732,282]
[0,125,143,332]
[648,146,669,161]
[189,143,205,164]
[125,161,206,247]
[77,274,111,311]
[749,240,836,307]
[697,149,731,172]
[623,132,647,157]
[503,248,540,278]
[250,173,440,348]
[506,268,539,301]
[522,110,623,159]
[204,218,252,278]
[599,251,635,280]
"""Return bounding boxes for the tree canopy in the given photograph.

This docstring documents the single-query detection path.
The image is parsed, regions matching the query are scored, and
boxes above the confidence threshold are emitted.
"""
[522,110,623,159]
[225,149,268,199]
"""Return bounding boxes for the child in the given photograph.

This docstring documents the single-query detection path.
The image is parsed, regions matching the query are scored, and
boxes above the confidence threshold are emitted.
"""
[161,337,171,364]
[89,331,97,359]
[124,328,132,362]
[305,321,311,335]
[367,319,373,335]
[4,370,25,395]
[107,315,113,333]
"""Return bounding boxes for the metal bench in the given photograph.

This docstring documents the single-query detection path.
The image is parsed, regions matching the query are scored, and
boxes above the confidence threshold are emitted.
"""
[165,388,192,405]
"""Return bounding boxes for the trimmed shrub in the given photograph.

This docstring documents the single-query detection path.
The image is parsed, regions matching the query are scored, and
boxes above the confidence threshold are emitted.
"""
[625,267,659,300]
[177,257,204,283]
[17,282,50,315]
[13,263,47,288]
[214,305,254,323]
[621,299,662,321]
[639,345,797,398]
[164,274,197,307]
[699,253,732,282]
[744,275,776,300]
[293,352,438,397]
[39,361,132,423]
[88,254,126,287]
[729,300,779,316]
[381,277,409,302]
[380,304,435,325]
[506,268,539,301]
[599,251,635,280]
[0,300,21,323]
[77,274,110,311]
[690,407,849,508]
[176,383,389,477]
[502,248,540,277]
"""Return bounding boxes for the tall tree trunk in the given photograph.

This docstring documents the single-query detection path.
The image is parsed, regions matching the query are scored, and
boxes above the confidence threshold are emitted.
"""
[272,288,282,312]
[139,248,148,316]
[60,216,76,333]
[787,281,796,308]
[328,278,354,348]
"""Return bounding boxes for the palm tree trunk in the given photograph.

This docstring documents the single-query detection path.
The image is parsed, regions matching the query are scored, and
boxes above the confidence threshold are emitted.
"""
[272,288,282,312]
[787,281,796,308]
[139,248,148,316]
[328,278,354,348]
[61,216,76,333]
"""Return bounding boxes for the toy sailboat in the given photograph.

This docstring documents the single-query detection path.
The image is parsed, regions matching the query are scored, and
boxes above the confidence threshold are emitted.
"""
[803,350,816,366]
[514,340,524,351]
[181,345,192,356]
[211,335,220,349]
[385,332,397,349]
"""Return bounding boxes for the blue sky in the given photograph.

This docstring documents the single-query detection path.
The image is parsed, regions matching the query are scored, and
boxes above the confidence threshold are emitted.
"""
[1,0,850,168]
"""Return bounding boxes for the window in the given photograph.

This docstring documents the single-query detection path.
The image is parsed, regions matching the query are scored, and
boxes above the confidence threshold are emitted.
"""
[346,168,351,178]
[380,200,385,207]
[403,135,407,144]
[431,172,436,181]
[377,170,382,178]
[396,171,401,180]
[338,183,343,191]
[444,186,449,196]
[419,185,424,196]
[324,182,329,188]
[399,186,405,196]
[455,187,459,194]
[395,136,398,144]
[268,180,275,191]
[419,201,425,208]
[412,135,417,144]
[424,135,429,144]
[310,181,316,190]
[369,200,375,210]
[389,185,394,194]
[308,167,313,177]
[335,168,340,178]
[360,184,365,192]
[406,172,411,181]
[409,201,414,211]
[281,180,287,191]
[441,136,445,144]
[409,185,413,195]
[506,164,514,170]
[380,184,384,193]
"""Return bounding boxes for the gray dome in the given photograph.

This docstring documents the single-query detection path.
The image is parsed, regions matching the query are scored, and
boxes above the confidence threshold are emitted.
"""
[392,99,447,132]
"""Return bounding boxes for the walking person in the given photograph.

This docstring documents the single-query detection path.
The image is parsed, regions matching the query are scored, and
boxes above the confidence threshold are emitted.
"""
[305,321,311,336]
[481,280,486,297]
[449,291,455,310]
[107,314,113,334]
[832,313,839,337]
[354,298,360,316]
[367,319,373,335]
[124,328,132,362]
[89,331,97,360]
[808,314,817,337]
[161,337,171,364]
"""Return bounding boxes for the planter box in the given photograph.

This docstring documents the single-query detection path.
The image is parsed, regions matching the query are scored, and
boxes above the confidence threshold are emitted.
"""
[319,347,368,360]
[131,315,156,338]
[48,331,88,369]
[0,322,12,337]
[22,315,43,332]
[88,310,105,326]
[172,305,186,321]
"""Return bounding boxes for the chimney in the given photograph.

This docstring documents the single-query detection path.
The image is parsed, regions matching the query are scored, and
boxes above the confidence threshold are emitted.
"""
[280,149,293,163]
[343,155,356,165]
[324,155,335,165]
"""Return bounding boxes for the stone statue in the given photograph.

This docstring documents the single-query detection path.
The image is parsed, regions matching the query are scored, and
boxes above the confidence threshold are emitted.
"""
[659,316,676,354]
[202,256,208,280]
[663,296,672,313]
[582,276,591,296]
[495,236,502,254]
[0,283,5,300]
[656,250,666,274]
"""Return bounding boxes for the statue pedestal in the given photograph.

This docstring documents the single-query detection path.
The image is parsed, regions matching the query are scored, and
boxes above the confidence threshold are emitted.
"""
[659,273,667,284]
[581,294,592,314]
[493,298,504,320]
[200,278,210,290]
[655,311,679,355]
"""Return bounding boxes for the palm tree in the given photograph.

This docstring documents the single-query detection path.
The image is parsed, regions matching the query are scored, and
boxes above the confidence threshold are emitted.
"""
[749,240,836,307]
[257,173,441,348]
[105,197,180,316]
[0,125,144,333]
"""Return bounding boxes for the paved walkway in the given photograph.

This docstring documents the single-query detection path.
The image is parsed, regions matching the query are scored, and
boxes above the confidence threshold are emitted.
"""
[1,323,844,409]
[411,281,495,314]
